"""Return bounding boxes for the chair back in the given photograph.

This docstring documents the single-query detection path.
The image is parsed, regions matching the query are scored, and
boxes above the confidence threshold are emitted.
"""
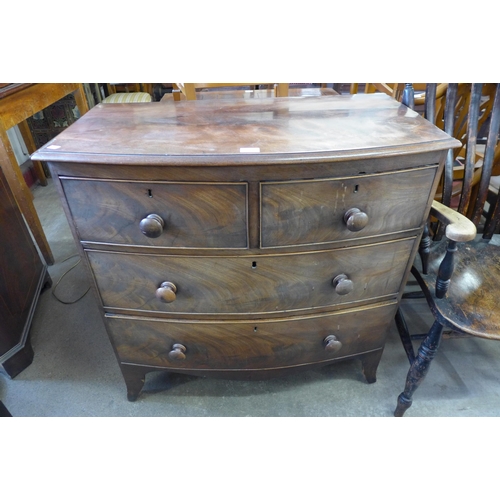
[423,83,500,238]
[350,83,410,101]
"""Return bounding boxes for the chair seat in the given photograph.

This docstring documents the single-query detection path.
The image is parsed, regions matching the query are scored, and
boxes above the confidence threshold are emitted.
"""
[417,236,500,340]
[102,92,152,103]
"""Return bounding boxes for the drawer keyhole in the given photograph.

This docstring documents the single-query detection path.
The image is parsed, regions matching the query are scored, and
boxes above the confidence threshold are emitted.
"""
[147,189,153,198]
[252,261,257,269]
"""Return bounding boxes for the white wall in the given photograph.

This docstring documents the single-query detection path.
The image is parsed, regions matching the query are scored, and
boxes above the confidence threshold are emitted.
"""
[6,125,30,165]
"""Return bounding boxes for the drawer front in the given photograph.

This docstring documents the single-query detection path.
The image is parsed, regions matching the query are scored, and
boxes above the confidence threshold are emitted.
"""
[88,238,414,315]
[60,178,248,248]
[260,166,437,248]
[106,302,396,370]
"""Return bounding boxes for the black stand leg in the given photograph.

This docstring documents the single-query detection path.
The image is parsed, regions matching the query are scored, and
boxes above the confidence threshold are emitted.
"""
[360,349,384,384]
[120,365,147,402]
[394,320,444,417]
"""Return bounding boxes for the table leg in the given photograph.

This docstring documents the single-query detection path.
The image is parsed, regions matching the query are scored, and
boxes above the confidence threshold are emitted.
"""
[17,120,48,186]
[0,129,54,265]
[394,320,444,417]
[72,85,90,116]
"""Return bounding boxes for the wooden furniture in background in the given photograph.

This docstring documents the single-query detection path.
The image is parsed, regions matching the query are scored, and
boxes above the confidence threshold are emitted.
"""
[394,83,500,416]
[33,95,457,403]
[350,83,406,100]
[172,83,290,100]
[413,84,500,211]
[106,83,153,95]
[351,83,500,209]
[349,83,442,105]
[0,83,89,265]
[103,83,153,103]
[162,86,337,102]
[0,164,51,378]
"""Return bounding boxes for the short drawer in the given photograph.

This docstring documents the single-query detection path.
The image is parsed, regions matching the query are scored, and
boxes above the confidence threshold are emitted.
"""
[60,178,248,248]
[106,301,396,370]
[87,238,414,316]
[260,166,438,247]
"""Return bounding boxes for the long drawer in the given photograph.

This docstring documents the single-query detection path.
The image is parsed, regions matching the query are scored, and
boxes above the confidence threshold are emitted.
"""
[260,166,437,248]
[60,177,248,249]
[107,301,396,370]
[87,238,414,316]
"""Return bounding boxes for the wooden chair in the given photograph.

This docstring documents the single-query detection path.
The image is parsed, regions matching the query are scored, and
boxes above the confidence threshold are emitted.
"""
[350,83,449,108]
[395,83,500,211]
[350,83,406,100]
[394,83,500,416]
[102,83,152,103]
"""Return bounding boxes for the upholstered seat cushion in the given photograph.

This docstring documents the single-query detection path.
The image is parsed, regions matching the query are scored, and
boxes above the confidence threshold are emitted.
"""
[102,92,152,103]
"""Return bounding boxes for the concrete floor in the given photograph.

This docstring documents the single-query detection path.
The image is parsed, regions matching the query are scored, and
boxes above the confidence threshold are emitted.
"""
[2,179,500,417]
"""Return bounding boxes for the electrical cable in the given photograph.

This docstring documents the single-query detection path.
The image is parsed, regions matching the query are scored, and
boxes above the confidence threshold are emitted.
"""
[51,254,91,304]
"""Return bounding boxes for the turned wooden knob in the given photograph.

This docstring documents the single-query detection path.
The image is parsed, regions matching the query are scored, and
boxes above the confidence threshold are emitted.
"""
[169,343,186,361]
[140,214,165,238]
[332,274,353,295]
[156,281,177,303]
[344,208,368,231]
[324,335,342,353]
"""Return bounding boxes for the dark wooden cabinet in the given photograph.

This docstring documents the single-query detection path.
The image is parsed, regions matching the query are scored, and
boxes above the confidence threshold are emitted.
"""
[0,165,51,378]
[32,94,459,401]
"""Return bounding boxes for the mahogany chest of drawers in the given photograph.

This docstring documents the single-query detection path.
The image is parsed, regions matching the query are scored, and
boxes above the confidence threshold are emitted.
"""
[32,94,458,401]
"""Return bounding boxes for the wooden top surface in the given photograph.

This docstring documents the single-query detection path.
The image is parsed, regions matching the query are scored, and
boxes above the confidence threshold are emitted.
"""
[32,94,460,166]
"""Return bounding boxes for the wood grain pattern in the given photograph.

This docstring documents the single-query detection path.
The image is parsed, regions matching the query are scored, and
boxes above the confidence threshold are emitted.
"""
[87,238,414,315]
[261,166,438,247]
[416,239,500,339]
[33,94,458,400]
[32,95,460,166]
[60,178,248,248]
[106,301,396,370]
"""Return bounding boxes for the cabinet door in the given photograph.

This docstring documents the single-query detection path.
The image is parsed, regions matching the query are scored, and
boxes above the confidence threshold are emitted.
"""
[0,166,46,376]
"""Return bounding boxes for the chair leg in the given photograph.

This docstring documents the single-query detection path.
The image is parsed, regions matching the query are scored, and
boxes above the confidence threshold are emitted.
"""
[395,307,415,364]
[418,223,431,274]
[394,319,444,417]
